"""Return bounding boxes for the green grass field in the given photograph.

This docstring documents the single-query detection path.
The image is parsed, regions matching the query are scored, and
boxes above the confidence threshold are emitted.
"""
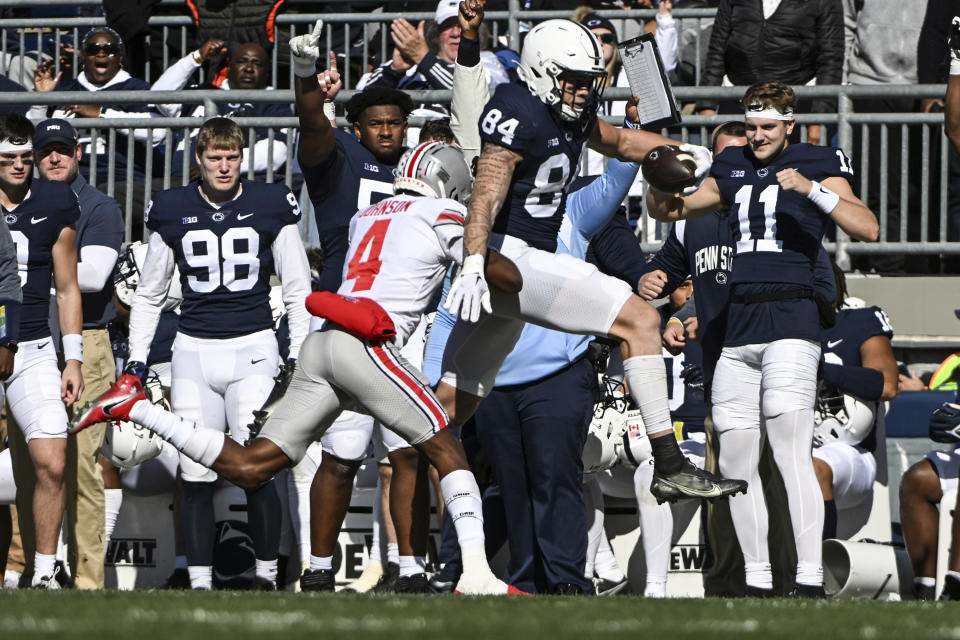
[0,591,958,640]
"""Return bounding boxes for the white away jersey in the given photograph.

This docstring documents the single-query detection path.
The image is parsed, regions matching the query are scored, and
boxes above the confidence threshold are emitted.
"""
[339,195,464,345]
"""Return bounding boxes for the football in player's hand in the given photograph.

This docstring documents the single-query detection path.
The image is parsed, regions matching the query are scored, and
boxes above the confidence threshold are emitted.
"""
[642,144,698,194]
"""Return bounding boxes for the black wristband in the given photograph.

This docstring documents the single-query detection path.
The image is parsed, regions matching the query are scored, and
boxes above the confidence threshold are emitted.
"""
[457,36,481,67]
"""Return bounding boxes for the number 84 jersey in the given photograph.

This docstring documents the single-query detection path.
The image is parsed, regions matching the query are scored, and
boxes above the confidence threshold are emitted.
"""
[144,180,304,339]
[711,142,853,287]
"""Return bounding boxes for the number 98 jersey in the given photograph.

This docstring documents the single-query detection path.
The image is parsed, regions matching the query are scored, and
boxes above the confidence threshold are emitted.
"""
[711,142,853,287]
[479,82,595,253]
[145,180,302,338]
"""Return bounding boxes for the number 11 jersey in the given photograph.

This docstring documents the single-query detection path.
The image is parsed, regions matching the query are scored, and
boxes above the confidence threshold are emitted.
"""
[145,180,302,339]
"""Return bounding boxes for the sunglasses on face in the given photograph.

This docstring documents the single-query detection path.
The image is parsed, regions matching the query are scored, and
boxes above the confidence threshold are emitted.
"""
[596,32,615,44]
[84,42,119,57]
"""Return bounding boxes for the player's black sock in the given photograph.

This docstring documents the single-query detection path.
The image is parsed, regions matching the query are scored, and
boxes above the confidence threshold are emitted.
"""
[823,500,837,540]
[650,434,685,474]
[180,480,217,567]
[246,480,282,561]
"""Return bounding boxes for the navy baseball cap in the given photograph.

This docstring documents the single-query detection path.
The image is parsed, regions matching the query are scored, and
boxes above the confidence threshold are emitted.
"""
[34,118,79,149]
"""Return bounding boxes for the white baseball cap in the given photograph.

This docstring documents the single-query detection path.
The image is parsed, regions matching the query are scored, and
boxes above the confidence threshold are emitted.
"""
[435,0,459,25]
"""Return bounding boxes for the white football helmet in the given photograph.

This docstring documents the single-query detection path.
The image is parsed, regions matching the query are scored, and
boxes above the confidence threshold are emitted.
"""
[517,19,607,121]
[813,392,876,447]
[614,409,651,468]
[583,404,626,474]
[115,241,183,312]
[100,371,166,469]
[393,141,473,204]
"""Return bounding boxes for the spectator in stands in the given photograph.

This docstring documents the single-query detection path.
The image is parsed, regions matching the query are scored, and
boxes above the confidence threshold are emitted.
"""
[29,26,162,236]
[34,119,125,590]
[152,39,293,180]
[845,0,925,274]
[361,0,506,107]
[697,0,844,146]
[0,74,28,116]
[811,266,898,541]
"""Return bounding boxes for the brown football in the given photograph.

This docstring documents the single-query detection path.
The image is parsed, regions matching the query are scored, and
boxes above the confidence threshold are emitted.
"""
[642,144,698,194]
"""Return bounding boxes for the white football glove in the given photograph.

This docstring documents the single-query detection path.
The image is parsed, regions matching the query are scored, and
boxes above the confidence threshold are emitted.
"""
[951,16,960,75]
[289,19,324,78]
[678,143,712,196]
[444,254,492,323]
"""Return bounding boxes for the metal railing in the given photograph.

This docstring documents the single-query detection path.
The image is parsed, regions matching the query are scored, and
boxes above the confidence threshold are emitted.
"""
[0,5,710,88]
[1,69,956,261]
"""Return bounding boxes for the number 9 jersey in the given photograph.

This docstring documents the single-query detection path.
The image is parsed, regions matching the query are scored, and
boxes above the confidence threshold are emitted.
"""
[479,82,595,253]
[144,180,305,339]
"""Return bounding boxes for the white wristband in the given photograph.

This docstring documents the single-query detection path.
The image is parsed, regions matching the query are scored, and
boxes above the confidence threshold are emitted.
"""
[63,333,83,363]
[951,58,960,76]
[323,100,336,122]
[293,58,318,78]
[807,180,840,215]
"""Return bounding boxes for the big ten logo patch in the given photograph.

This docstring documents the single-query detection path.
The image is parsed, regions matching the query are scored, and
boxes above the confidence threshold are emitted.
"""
[106,538,158,567]
[670,544,707,573]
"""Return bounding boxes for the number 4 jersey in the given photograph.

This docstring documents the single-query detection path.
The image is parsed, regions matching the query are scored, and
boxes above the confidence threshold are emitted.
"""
[340,194,465,346]
[711,142,853,287]
[141,180,309,341]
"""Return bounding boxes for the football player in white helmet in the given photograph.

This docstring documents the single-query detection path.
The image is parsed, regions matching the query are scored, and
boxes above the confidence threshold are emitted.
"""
[812,265,897,542]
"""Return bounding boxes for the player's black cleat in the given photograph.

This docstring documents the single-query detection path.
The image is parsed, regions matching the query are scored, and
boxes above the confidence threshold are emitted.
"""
[788,583,826,599]
[300,568,335,592]
[940,574,960,601]
[650,459,748,504]
[253,576,277,591]
[165,567,191,589]
[744,586,775,598]
[594,577,630,596]
[394,573,430,594]
[370,562,399,593]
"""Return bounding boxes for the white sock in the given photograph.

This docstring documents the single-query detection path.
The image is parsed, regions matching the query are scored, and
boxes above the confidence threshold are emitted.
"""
[644,578,667,598]
[635,463,672,588]
[369,476,384,564]
[915,576,936,587]
[594,536,625,583]
[948,571,960,581]
[386,543,399,566]
[174,555,188,570]
[622,356,672,435]
[744,561,773,590]
[310,555,332,571]
[399,555,426,578]
[130,400,224,468]
[440,469,485,548]
[104,488,123,546]
[796,562,823,587]
[188,565,212,590]
[256,558,278,583]
[33,553,55,581]
[582,477,604,579]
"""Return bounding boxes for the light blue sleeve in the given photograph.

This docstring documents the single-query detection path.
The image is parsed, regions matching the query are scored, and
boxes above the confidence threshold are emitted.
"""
[565,158,640,241]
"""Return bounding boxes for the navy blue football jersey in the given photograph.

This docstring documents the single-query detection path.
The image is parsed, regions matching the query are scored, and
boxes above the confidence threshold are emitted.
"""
[2,179,80,341]
[480,82,595,252]
[145,180,301,339]
[301,128,398,293]
[821,305,894,452]
[712,142,853,287]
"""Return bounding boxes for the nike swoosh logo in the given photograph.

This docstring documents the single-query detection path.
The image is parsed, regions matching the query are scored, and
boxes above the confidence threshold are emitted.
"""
[31,217,47,224]
[103,399,126,417]
[251,357,266,364]
[827,339,843,348]
[237,213,254,220]
[38,341,49,349]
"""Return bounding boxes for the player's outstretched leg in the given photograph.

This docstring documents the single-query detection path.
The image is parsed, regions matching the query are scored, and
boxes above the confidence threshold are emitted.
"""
[415,429,524,596]
[71,378,292,488]
[609,297,747,502]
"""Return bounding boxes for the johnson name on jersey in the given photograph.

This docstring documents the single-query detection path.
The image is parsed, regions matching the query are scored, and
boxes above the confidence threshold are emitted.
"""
[340,195,464,345]
[711,143,854,287]
[2,178,80,341]
[145,180,301,339]
[480,82,595,252]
